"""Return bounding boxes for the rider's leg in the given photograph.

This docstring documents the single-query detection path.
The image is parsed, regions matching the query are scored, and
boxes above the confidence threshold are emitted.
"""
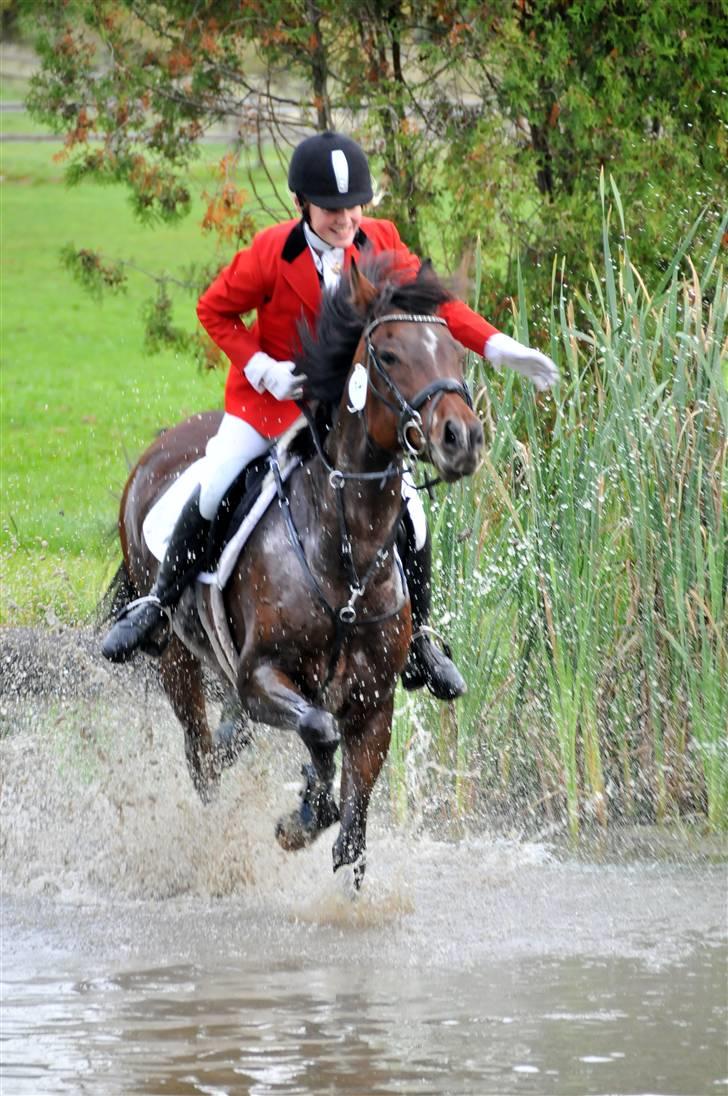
[196,413,273,521]
[102,415,270,663]
[399,479,466,700]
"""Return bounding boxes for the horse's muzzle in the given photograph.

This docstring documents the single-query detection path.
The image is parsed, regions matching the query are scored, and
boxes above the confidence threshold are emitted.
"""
[432,414,484,481]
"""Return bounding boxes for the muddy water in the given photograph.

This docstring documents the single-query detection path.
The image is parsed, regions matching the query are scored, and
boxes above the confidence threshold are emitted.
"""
[1,630,727,1095]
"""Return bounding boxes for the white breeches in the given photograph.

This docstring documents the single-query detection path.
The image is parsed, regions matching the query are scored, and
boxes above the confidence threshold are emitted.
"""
[198,413,271,520]
[197,412,428,546]
[401,470,428,550]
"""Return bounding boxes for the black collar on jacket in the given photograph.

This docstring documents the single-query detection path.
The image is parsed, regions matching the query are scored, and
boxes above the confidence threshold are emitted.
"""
[281,219,370,264]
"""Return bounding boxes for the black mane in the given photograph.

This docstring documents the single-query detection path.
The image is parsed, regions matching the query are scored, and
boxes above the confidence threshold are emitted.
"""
[296,253,452,405]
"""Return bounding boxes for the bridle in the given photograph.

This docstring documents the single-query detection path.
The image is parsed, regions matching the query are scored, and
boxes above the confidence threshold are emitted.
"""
[361,313,473,458]
[274,311,474,697]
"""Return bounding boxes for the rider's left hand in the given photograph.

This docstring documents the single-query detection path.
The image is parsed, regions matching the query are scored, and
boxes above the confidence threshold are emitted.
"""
[485,332,559,392]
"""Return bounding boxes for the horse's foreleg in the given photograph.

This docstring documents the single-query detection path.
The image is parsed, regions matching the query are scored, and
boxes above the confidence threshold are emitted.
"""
[333,699,394,888]
[239,662,340,850]
[158,636,217,801]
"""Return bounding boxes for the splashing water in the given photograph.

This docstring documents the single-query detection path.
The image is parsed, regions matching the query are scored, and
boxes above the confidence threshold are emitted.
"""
[1,627,726,1095]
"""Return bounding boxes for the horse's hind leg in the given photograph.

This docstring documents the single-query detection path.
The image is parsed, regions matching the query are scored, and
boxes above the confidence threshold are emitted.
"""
[158,636,217,801]
[239,662,340,850]
[214,687,253,771]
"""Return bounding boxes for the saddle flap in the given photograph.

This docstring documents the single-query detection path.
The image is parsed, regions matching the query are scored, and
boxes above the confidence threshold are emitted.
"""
[207,457,271,567]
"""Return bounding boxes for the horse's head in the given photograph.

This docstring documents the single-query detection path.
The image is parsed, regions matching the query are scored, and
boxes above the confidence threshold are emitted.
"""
[349,262,484,481]
[298,256,484,482]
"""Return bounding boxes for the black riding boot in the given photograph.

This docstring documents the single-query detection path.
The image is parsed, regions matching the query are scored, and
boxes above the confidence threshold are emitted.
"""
[400,518,466,700]
[102,487,211,663]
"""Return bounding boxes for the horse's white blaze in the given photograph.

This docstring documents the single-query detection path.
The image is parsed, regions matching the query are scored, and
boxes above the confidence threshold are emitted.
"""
[422,328,438,363]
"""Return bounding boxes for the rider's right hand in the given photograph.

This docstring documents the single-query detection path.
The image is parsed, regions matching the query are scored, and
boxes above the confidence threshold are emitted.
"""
[244,352,305,401]
[484,332,559,392]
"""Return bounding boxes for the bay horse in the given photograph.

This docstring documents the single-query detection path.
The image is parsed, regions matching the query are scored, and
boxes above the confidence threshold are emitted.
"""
[111,258,484,887]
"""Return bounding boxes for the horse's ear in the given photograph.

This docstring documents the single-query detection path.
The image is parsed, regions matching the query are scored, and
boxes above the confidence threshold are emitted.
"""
[450,248,472,301]
[416,257,452,303]
[350,259,378,313]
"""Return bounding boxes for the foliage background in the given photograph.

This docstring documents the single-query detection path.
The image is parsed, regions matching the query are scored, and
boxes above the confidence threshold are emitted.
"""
[14,0,728,319]
[1,5,726,832]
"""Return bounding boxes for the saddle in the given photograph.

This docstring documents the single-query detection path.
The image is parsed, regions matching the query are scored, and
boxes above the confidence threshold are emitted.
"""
[141,418,311,683]
[142,416,312,587]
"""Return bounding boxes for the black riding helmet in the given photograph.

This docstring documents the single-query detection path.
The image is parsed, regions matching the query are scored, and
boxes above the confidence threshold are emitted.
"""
[288,131,373,209]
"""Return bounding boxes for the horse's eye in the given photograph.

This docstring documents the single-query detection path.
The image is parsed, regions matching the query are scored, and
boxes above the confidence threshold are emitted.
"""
[379,350,398,367]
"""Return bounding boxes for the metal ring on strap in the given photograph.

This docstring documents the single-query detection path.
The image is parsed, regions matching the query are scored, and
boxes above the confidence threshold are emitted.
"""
[402,416,427,456]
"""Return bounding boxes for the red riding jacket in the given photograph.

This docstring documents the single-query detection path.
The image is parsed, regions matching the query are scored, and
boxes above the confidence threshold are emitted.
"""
[197,216,498,438]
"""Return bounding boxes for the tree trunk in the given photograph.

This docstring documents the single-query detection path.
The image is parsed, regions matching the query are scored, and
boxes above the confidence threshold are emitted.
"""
[306,0,333,131]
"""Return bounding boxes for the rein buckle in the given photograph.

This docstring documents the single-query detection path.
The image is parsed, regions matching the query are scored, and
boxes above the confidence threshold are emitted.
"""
[340,585,364,624]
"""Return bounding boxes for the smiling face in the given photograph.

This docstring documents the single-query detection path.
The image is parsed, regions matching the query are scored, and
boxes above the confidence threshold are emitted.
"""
[304,202,363,248]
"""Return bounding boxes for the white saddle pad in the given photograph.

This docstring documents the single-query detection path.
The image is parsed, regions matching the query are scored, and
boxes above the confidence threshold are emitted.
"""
[142,422,304,591]
[142,460,204,563]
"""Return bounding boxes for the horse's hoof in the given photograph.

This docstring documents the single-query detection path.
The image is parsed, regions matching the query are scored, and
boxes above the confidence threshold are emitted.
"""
[275,810,312,852]
[333,852,367,894]
[189,758,220,805]
[332,833,366,889]
[275,764,340,852]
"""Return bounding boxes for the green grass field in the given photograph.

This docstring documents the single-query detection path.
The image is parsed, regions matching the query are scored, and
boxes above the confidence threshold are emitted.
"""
[1,135,286,620]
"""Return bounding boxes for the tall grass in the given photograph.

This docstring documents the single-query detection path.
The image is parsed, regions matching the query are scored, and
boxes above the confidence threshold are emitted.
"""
[390,177,727,833]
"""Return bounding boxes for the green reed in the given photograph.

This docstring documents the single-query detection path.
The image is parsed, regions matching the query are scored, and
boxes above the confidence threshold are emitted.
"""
[389,177,727,833]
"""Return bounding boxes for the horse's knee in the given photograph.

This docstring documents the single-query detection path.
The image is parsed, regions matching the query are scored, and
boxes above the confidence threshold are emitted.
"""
[297,709,340,783]
[297,708,339,750]
[187,751,220,805]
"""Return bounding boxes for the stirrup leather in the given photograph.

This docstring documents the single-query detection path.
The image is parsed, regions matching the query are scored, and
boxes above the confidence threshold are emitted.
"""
[410,624,453,660]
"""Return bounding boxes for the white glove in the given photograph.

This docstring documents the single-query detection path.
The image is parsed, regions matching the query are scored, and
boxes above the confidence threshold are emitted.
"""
[484,332,559,392]
[244,351,304,401]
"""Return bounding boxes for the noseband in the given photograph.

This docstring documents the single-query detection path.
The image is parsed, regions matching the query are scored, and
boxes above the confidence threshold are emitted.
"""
[362,313,473,457]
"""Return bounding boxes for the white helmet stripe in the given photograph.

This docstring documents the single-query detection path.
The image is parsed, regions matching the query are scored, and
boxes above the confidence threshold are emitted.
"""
[331,149,349,194]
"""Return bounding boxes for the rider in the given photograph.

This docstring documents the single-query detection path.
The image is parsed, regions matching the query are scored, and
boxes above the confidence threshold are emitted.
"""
[102,131,558,698]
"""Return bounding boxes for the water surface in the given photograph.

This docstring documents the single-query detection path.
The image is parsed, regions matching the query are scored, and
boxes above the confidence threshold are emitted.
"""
[1,650,726,1094]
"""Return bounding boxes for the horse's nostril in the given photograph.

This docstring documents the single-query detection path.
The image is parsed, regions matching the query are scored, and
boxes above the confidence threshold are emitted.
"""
[470,421,484,449]
[444,420,460,449]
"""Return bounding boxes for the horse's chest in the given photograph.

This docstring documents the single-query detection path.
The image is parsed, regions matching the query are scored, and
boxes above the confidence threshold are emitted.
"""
[322,623,407,714]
